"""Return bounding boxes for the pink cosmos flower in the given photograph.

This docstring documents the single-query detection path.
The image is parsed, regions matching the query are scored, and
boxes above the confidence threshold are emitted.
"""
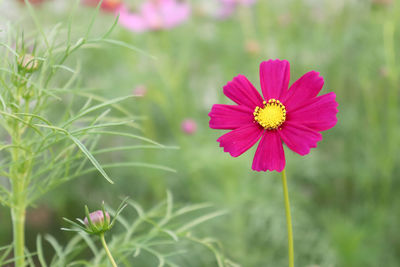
[218,0,256,19]
[181,119,197,135]
[209,59,338,172]
[117,0,191,33]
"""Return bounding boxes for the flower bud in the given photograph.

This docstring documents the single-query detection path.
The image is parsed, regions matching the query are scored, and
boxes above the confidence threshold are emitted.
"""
[84,210,110,230]
[18,54,39,72]
[181,119,197,135]
[133,85,147,97]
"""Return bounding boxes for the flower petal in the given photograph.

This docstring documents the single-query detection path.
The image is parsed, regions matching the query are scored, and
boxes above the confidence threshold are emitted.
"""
[252,131,285,172]
[259,59,290,101]
[287,92,338,132]
[117,5,148,33]
[283,71,324,111]
[217,124,263,157]
[223,74,264,109]
[161,0,191,28]
[209,104,254,130]
[278,122,322,156]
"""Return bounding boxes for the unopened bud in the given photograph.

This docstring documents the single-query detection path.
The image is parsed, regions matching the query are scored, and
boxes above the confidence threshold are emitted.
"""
[84,210,110,229]
[18,54,39,72]
[133,85,147,97]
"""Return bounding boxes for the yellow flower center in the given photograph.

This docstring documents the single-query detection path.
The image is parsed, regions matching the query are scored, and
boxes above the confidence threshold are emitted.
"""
[253,99,286,130]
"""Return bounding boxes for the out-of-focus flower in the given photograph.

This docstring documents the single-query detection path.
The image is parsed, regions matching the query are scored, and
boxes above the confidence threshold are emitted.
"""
[83,0,123,12]
[181,119,197,135]
[218,0,256,19]
[117,0,191,33]
[372,0,393,6]
[209,59,338,172]
[133,85,147,97]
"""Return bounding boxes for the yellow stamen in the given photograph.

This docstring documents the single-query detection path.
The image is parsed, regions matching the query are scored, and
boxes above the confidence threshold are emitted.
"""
[254,98,286,130]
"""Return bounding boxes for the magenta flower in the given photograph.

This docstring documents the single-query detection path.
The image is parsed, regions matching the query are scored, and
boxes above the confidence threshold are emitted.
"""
[209,59,338,172]
[117,0,191,33]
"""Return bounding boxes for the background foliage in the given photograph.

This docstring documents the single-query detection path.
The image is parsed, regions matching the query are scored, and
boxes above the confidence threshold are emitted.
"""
[1,0,400,266]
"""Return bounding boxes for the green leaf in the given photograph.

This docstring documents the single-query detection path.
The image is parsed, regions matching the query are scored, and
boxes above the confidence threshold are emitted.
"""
[36,235,48,267]
[62,95,134,128]
[34,124,114,184]
[68,135,113,184]
[176,210,228,234]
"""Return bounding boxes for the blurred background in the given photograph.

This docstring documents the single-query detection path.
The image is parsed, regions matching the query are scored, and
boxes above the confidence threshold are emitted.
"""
[1,0,400,266]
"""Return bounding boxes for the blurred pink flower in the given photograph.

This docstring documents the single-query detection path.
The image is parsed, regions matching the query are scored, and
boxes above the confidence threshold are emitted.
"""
[83,0,123,12]
[133,85,148,97]
[181,119,197,135]
[372,0,393,5]
[117,0,191,33]
[218,0,256,19]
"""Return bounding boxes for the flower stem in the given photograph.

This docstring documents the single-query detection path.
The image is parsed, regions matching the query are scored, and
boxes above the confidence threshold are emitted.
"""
[281,169,294,267]
[10,118,26,267]
[100,233,117,267]
[11,198,26,267]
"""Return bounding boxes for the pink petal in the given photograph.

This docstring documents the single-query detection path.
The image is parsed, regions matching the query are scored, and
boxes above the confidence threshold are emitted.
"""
[117,5,148,32]
[282,71,324,111]
[223,74,264,109]
[142,2,163,29]
[278,121,322,156]
[287,92,338,132]
[252,131,285,172]
[161,0,190,28]
[217,124,263,157]
[209,104,254,130]
[259,59,290,101]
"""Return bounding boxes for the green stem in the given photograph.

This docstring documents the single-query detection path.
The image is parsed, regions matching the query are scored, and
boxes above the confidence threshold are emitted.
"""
[281,169,294,267]
[11,194,26,267]
[100,233,117,267]
[10,118,26,267]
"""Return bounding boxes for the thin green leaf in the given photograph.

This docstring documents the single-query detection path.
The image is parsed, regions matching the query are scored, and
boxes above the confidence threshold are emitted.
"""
[36,235,48,267]
[176,210,228,234]
[91,38,156,59]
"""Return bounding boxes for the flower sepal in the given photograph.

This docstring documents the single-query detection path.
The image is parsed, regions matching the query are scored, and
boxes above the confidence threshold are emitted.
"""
[17,54,39,73]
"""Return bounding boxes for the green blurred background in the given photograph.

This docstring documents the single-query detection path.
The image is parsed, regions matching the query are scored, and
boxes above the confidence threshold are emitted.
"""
[1,0,400,266]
